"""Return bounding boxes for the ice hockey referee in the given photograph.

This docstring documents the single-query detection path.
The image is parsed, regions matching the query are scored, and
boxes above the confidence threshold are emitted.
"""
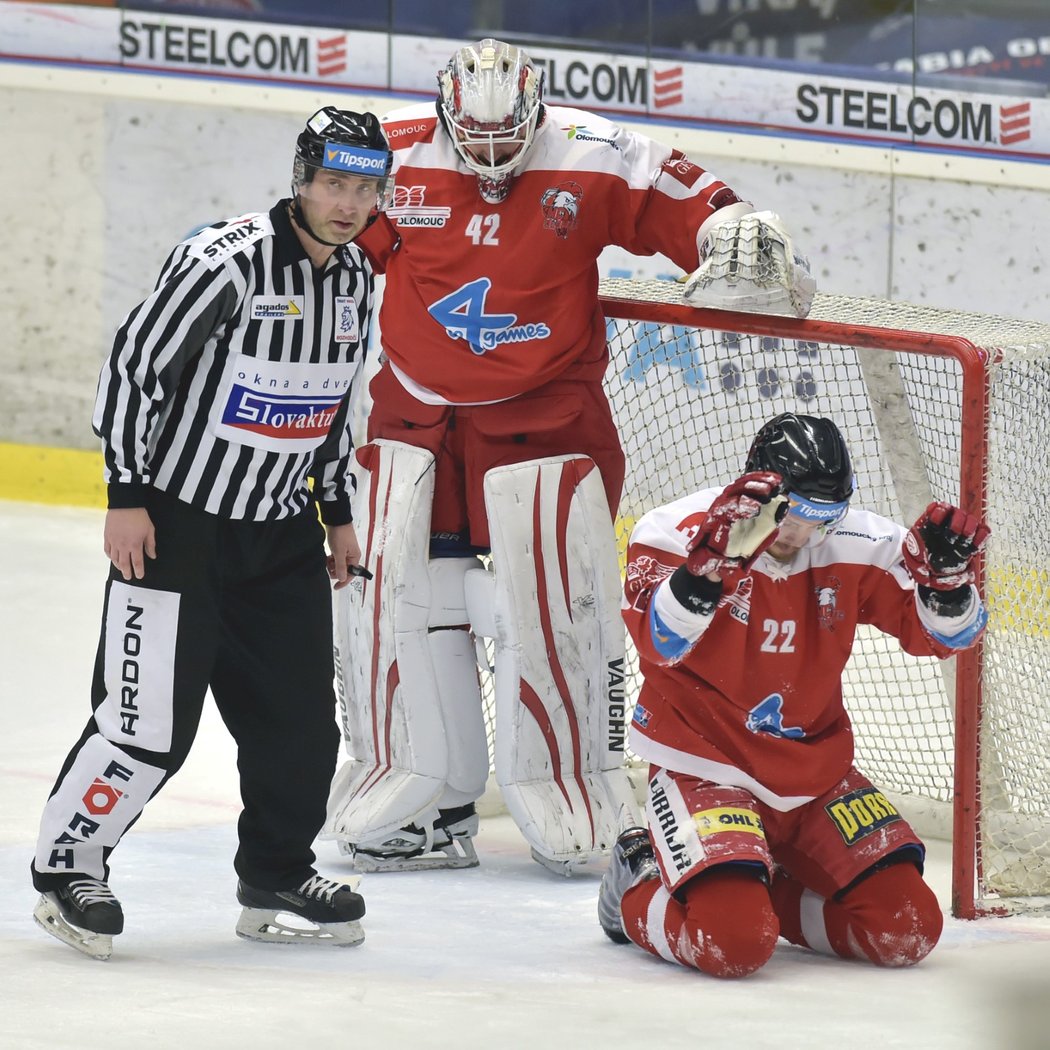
[31,107,393,958]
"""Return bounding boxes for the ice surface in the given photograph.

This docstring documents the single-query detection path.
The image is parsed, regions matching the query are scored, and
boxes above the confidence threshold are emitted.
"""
[2,501,1049,1050]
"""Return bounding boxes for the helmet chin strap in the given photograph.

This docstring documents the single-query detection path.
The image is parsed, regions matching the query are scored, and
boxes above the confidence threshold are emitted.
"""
[290,193,350,248]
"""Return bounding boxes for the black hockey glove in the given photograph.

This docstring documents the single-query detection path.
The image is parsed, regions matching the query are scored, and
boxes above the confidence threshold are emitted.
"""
[903,501,990,616]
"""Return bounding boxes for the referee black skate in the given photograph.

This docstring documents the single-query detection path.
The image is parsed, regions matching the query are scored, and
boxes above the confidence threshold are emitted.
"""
[30,107,393,958]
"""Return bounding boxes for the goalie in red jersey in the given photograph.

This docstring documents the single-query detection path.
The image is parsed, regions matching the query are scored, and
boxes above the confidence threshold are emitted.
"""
[324,37,816,875]
[600,412,990,977]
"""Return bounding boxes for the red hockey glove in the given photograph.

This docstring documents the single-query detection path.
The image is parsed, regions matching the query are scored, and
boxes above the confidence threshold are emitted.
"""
[902,502,990,591]
[685,471,787,586]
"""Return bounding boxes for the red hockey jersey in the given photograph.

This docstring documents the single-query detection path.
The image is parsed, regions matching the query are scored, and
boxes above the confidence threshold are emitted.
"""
[622,488,985,812]
[356,102,746,405]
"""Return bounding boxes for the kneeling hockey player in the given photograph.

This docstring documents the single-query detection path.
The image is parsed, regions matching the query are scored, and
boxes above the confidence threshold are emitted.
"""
[599,413,989,976]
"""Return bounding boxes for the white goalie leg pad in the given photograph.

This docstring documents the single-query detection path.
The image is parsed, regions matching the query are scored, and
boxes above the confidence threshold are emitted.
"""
[482,455,641,870]
[349,560,488,871]
[345,560,488,871]
[324,440,449,848]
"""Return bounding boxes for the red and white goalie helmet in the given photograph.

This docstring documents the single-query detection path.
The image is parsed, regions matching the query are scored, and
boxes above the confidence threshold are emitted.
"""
[438,37,544,203]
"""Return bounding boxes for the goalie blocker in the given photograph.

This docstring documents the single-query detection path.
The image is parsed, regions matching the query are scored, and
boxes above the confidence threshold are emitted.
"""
[323,441,639,872]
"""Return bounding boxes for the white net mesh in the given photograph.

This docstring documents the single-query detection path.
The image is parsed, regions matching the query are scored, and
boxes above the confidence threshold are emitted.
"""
[481,279,1050,916]
[978,347,1050,902]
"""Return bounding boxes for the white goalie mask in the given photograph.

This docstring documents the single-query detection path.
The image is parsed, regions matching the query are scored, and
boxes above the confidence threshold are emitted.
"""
[438,37,544,204]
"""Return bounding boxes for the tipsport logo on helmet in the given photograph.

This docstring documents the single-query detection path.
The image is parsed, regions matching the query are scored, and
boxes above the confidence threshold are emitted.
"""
[786,492,849,524]
[322,144,389,176]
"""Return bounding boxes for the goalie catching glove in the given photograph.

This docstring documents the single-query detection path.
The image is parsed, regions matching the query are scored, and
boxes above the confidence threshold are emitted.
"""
[683,209,816,318]
[903,501,989,590]
[685,471,788,589]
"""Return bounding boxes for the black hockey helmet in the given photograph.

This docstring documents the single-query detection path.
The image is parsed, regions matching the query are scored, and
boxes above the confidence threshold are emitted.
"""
[746,413,854,525]
[294,107,393,184]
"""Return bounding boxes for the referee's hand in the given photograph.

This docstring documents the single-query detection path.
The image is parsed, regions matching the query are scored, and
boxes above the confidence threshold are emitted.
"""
[326,522,367,590]
[104,507,157,580]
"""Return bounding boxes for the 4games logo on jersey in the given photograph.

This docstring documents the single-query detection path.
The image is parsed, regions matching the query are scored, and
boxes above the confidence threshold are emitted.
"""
[428,278,551,355]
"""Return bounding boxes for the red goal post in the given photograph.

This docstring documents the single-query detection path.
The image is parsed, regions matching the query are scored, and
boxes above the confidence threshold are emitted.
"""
[597,277,1050,920]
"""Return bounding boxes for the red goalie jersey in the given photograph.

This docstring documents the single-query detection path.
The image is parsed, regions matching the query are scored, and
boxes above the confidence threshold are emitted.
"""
[356,103,746,405]
[622,488,986,812]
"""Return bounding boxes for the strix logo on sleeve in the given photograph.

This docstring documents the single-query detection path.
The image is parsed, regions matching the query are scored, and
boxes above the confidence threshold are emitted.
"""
[188,214,270,268]
[624,553,674,610]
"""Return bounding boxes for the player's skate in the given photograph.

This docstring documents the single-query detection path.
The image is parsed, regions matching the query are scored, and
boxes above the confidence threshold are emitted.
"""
[349,803,480,872]
[235,873,365,946]
[33,877,125,961]
[597,827,659,944]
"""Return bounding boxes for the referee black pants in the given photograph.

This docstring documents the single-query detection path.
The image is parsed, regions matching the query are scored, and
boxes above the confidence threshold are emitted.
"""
[32,489,339,893]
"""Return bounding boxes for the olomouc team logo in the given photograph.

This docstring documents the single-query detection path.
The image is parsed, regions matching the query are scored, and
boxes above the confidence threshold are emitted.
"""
[540,180,583,239]
[387,185,452,228]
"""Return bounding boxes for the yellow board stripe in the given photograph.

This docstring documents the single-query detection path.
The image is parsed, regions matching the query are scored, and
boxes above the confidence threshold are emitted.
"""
[986,567,1050,637]
[0,442,106,508]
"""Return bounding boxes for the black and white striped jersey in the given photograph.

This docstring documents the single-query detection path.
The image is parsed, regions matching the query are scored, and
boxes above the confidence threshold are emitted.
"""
[93,200,374,523]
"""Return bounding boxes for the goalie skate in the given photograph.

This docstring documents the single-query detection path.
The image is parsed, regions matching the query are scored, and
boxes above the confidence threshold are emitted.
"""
[348,804,480,873]
[235,874,365,947]
[32,878,124,961]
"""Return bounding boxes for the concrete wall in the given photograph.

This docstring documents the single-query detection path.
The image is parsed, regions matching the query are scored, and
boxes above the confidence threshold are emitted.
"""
[2,62,1047,450]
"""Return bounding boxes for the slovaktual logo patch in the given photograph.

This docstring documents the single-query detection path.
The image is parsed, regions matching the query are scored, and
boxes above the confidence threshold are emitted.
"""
[214,353,355,452]
[220,390,343,441]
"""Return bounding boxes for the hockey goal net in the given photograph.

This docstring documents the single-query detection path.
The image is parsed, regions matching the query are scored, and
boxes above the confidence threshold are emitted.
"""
[588,277,1049,920]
